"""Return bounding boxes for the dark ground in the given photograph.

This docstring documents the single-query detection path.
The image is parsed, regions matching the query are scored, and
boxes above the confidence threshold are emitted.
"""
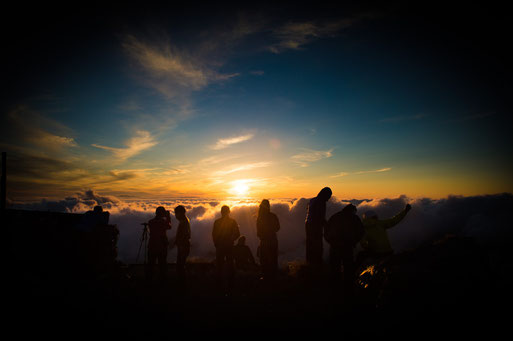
[5,209,511,338]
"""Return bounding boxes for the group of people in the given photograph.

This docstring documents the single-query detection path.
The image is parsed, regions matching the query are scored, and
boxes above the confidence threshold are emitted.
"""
[144,186,411,291]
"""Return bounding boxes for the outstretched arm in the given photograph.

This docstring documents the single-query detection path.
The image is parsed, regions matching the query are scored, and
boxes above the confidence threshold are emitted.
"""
[381,204,411,230]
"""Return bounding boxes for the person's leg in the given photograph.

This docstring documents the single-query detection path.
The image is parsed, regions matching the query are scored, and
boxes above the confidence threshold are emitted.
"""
[342,248,356,295]
[176,244,190,276]
[225,247,235,291]
[158,250,167,281]
[270,239,278,280]
[329,246,342,280]
[146,251,157,281]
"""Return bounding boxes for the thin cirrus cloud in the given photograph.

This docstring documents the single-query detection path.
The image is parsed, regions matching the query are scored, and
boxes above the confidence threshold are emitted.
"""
[91,130,157,160]
[291,148,333,167]
[268,14,378,54]
[210,133,255,150]
[331,167,392,177]
[123,35,239,100]
[213,162,272,176]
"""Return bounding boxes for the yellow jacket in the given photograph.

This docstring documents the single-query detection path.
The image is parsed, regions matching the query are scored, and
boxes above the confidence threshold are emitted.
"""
[361,208,408,255]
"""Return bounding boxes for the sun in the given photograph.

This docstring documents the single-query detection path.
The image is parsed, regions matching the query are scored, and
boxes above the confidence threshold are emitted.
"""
[231,181,250,196]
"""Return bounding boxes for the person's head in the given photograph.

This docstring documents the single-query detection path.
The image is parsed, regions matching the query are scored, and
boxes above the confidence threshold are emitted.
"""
[221,205,230,217]
[363,210,378,220]
[342,203,357,215]
[317,187,332,201]
[93,205,103,213]
[237,236,246,246]
[174,205,186,219]
[155,206,167,218]
[258,199,270,216]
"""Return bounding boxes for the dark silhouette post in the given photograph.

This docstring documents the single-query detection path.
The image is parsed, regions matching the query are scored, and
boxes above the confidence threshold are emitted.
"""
[1,152,6,210]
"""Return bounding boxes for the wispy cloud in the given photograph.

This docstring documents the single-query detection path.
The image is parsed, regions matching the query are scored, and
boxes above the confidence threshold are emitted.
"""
[331,168,391,177]
[123,35,239,100]
[2,106,77,152]
[269,14,378,54]
[214,162,272,176]
[210,133,255,150]
[291,148,333,167]
[92,130,157,160]
[330,172,350,178]
[354,167,392,174]
[380,114,427,122]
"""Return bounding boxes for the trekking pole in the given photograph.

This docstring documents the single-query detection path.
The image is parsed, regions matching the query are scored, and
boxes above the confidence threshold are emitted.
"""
[135,223,149,264]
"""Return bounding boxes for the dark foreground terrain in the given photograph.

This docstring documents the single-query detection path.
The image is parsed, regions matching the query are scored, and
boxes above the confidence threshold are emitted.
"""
[5,209,511,338]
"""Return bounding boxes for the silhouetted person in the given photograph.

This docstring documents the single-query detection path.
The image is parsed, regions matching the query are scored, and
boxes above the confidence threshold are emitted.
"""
[174,205,190,277]
[146,206,172,282]
[233,236,256,271]
[212,205,240,291]
[305,187,332,265]
[360,204,411,260]
[77,205,118,272]
[77,205,110,232]
[257,199,280,281]
[325,204,364,292]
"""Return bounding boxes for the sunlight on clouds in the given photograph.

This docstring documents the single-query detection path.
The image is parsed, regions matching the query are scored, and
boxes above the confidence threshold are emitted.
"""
[230,180,250,197]
[291,148,333,167]
[91,130,157,160]
[123,35,240,100]
[213,161,271,176]
[210,133,255,150]
[354,167,392,174]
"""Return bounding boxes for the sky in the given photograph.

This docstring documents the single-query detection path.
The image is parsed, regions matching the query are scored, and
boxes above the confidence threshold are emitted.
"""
[2,1,512,203]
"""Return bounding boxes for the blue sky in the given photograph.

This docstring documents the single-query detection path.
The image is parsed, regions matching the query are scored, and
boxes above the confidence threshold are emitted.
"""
[2,2,512,201]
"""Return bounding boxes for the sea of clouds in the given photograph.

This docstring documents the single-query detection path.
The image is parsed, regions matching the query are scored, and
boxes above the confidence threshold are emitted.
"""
[10,190,513,266]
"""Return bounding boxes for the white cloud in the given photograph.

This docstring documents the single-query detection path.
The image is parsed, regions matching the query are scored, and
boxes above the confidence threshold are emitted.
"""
[213,162,272,176]
[92,130,157,160]
[123,35,240,100]
[354,167,392,174]
[268,15,375,53]
[210,133,255,150]
[291,148,333,167]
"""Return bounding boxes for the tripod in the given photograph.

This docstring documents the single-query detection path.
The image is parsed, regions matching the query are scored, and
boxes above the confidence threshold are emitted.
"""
[135,223,149,264]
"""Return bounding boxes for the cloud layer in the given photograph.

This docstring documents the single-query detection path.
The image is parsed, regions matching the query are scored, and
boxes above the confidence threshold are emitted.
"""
[11,192,513,268]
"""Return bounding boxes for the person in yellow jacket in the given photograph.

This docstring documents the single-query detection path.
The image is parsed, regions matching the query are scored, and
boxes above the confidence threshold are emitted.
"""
[360,204,411,258]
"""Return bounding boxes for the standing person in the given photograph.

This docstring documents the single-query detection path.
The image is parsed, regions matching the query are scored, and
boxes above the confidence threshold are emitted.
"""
[212,205,240,291]
[257,199,280,281]
[147,206,172,282]
[325,204,365,291]
[233,236,256,271]
[360,204,412,261]
[174,205,191,277]
[305,187,332,265]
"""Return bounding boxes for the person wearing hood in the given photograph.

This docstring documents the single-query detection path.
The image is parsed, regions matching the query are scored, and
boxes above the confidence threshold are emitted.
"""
[325,203,365,290]
[360,203,412,259]
[305,187,332,265]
